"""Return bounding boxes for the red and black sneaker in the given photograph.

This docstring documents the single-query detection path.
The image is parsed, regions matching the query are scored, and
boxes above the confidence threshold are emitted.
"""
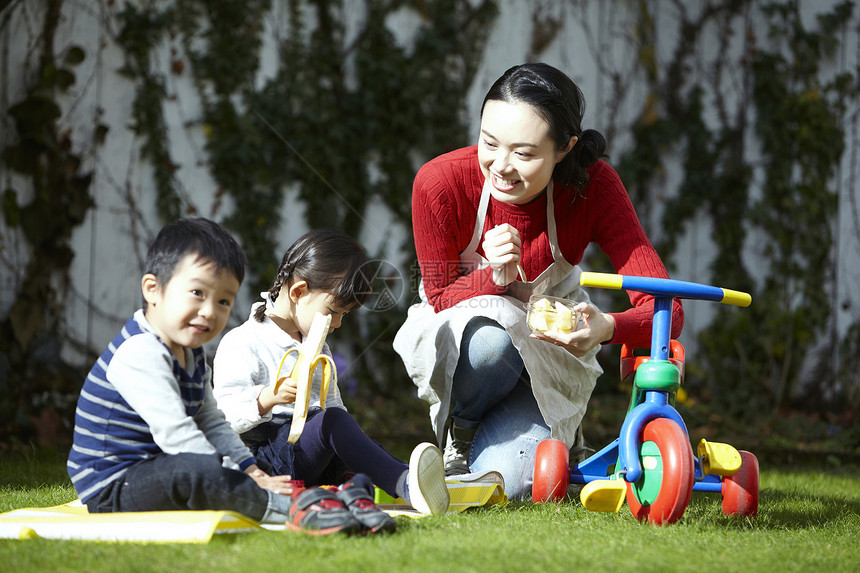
[285,486,363,535]
[336,474,397,534]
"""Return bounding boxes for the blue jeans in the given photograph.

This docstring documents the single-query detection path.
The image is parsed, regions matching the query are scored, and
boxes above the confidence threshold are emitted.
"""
[451,317,551,500]
[85,452,292,522]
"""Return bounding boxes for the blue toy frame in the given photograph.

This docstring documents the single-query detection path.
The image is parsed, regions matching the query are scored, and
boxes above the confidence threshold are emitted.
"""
[532,272,759,524]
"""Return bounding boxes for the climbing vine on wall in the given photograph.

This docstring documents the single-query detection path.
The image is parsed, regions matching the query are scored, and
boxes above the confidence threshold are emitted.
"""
[116,3,184,223]
[615,0,858,419]
[0,0,96,445]
[112,0,499,443]
[3,0,858,450]
[112,0,497,294]
[0,0,498,447]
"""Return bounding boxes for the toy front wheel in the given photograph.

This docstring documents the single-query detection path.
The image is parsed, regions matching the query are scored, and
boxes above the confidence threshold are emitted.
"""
[532,439,570,502]
[625,418,695,525]
[721,450,759,517]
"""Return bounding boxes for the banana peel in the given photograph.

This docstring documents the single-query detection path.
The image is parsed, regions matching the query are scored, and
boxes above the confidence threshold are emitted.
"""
[273,312,337,443]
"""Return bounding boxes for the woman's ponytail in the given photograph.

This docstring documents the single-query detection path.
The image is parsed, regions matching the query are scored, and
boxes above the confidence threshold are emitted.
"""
[563,128,607,190]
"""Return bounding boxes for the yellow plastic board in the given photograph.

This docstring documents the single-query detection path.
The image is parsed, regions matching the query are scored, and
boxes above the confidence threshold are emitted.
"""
[580,479,626,514]
[2,475,508,541]
[697,439,742,476]
[376,473,507,516]
[0,500,262,543]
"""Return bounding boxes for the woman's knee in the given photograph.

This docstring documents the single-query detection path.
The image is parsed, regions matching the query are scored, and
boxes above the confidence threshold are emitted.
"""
[460,317,522,373]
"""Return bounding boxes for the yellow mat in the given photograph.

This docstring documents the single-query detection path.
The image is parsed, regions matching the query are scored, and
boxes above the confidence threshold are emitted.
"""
[375,470,507,516]
[1,476,506,542]
[447,478,507,512]
[0,500,262,543]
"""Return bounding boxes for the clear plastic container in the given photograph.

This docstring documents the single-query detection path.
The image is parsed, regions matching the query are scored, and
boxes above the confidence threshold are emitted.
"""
[526,295,582,334]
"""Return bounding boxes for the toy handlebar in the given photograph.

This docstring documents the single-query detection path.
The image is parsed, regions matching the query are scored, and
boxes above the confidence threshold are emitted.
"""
[580,272,751,307]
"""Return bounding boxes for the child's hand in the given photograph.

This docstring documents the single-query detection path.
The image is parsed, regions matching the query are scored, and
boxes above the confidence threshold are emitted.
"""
[245,464,294,496]
[256,377,298,415]
[273,376,298,404]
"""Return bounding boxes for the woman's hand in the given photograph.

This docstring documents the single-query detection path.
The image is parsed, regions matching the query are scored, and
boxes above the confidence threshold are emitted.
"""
[257,377,298,415]
[482,224,522,286]
[530,301,615,357]
[245,464,294,496]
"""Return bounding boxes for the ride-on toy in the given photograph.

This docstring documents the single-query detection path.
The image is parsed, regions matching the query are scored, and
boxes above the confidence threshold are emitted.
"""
[531,272,760,525]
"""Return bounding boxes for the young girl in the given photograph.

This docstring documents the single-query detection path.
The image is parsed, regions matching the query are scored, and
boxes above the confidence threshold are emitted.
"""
[213,229,449,521]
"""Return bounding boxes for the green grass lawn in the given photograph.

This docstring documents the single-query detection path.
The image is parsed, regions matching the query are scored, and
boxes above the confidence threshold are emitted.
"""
[2,448,859,573]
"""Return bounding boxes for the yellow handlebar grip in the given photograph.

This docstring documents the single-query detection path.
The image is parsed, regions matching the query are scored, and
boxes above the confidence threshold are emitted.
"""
[720,288,752,307]
[580,272,624,290]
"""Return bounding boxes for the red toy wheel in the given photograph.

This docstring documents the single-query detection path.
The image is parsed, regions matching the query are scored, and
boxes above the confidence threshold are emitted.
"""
[721,450,759,517]
[625,418,695,525]
[532,439,570,502]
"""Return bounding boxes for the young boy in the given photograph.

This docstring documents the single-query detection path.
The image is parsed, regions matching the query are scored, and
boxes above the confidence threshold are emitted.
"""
[66,218,385,534]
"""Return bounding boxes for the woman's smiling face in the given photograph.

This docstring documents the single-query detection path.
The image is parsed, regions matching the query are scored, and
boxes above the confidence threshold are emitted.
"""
[477,99,573,205]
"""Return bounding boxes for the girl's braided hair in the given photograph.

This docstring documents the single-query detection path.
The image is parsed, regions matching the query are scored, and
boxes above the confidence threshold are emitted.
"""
[254,229,372,322]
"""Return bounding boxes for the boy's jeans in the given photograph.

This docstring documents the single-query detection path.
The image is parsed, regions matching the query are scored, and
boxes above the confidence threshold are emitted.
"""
[85,452,291,522]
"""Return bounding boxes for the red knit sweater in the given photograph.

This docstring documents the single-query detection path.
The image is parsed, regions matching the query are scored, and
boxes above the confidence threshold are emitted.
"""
[411,145,683,347]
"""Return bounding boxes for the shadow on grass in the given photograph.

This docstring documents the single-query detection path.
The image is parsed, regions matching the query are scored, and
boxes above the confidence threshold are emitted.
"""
[686,487,860,531]
[757,489,860,529]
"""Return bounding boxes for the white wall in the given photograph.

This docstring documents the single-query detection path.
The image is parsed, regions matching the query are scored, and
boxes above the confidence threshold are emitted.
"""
[2,0,858,367]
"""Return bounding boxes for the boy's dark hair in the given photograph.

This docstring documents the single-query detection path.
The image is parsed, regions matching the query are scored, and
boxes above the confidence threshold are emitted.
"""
[144,217,247,288]
[254,229,371,322]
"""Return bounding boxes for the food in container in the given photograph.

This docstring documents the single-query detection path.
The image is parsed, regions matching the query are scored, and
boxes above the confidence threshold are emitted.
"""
[526,295,582,334]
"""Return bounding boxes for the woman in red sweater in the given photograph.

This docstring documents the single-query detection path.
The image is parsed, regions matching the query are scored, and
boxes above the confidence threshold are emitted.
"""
[393,63,683,499]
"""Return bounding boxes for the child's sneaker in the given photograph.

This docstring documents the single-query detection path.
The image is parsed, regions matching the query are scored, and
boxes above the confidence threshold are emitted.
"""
[336,474,397,534]
[407,442,450,515]
[285,486,363,535]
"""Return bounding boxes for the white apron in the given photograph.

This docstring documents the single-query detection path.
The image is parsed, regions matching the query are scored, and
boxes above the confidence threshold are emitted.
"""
[393,179,603,447]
